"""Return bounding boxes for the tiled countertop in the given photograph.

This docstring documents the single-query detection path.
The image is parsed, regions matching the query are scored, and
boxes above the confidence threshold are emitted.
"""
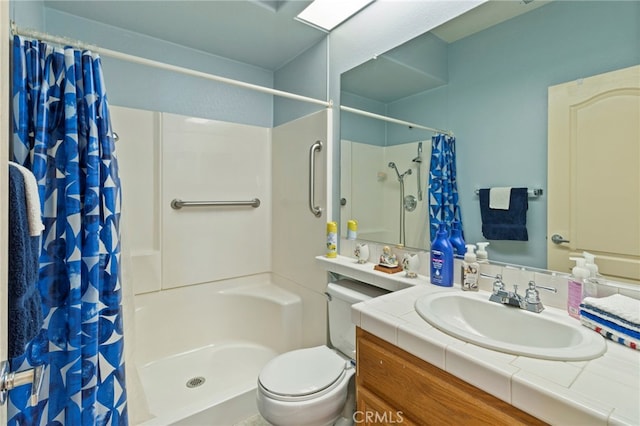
[317,255,640,425]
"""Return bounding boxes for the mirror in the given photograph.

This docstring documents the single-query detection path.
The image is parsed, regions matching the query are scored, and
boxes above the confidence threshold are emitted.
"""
[339,0,639,268]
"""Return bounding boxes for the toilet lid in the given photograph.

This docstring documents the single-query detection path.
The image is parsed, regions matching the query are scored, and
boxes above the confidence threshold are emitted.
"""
[258,346,347,397]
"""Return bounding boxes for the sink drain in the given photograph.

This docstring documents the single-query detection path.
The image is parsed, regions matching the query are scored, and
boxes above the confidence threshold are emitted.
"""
[186,376,206,388]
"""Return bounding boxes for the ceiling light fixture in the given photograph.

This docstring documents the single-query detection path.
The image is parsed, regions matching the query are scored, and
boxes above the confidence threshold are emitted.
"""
[296,0,376,32]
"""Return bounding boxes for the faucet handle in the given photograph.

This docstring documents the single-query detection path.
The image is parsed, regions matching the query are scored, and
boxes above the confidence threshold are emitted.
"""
[481,273,504,293]
[525,280,557,307]
[525,281,541,304]
[532,281,557,294]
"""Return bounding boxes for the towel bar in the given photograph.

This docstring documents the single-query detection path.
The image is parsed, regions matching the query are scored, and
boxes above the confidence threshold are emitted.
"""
[171,198,261,209]
[474,188,543,197]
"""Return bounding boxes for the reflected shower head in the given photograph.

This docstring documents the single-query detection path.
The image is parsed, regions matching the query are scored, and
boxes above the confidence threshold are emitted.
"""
[389,162,412,181]
[388,162,401,180]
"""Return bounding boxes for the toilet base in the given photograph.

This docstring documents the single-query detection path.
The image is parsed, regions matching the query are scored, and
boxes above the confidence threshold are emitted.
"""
[256,369,355,426]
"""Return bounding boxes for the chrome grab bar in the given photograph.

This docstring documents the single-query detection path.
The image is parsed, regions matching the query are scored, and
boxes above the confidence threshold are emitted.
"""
[0,362,44,406]
[171,198,260,209]
[308,140,323,218]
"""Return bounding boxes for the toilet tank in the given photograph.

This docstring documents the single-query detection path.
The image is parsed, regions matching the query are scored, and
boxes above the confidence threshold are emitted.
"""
[327,279,389,359]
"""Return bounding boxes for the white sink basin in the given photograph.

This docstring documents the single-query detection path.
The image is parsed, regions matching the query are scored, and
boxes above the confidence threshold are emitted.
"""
[415,291,607,361]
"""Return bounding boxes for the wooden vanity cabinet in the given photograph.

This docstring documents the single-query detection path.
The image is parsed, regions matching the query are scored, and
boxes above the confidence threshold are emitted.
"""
[356,327,546,426]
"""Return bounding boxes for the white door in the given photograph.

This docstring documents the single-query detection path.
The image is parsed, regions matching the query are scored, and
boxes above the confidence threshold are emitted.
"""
[547,65,640,283]
[1,1,10,422]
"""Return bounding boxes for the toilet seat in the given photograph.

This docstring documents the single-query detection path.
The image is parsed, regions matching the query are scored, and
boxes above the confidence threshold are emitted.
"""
[258,346,349,402]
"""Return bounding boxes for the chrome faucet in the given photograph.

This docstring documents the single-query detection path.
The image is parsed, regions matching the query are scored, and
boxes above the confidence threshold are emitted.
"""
[483,274,557,313]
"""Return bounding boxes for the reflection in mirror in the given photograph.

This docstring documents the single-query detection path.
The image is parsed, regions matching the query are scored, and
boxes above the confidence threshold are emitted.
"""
[341,119,430,249]
[340,0,640,270]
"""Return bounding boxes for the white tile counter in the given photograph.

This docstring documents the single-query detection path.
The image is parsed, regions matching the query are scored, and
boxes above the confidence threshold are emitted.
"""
[317,255,640,425]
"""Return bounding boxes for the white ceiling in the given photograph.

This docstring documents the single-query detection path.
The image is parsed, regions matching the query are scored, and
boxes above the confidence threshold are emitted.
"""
[43,0,327,71]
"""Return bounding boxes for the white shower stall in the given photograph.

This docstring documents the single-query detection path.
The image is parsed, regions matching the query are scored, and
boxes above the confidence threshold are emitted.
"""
[112,105,331,424]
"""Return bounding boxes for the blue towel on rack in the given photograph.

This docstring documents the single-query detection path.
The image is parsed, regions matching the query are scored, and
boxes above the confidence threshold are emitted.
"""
[479,187,529,241]
[8,164,43,359]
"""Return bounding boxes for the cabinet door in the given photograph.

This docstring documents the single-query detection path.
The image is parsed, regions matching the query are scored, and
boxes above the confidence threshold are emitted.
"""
[356,328,545,426]
[356,387,416,426]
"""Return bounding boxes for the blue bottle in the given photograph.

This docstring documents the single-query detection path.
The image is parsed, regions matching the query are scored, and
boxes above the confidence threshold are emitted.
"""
[449,220,466,257]
[430,223,454,287]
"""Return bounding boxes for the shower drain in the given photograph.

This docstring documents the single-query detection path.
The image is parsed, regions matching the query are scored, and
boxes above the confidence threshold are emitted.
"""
[186,376,206,388]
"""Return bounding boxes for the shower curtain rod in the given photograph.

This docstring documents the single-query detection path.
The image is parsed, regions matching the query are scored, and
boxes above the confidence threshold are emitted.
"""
[10,22,332,108]
[340,105,453,137]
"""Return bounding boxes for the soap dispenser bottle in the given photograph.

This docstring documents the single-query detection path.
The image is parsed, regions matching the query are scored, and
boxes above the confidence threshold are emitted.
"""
[430,223,454,287]
[567,257,589,319]
[476,242,490,263]
[461,244,479,291]
[582,251,599,298]
[448,220,466,257]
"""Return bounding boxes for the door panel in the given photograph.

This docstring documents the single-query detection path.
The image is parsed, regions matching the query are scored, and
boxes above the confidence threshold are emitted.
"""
[548,65,640,283]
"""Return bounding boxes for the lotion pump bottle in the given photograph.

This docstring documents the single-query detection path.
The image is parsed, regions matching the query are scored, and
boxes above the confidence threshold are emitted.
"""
[567,257,589,319]
[430,223,454,287]
[476,242,490,263]
[461,244,479,291]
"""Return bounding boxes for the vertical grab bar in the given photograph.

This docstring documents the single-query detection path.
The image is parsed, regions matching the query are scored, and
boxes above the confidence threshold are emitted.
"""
[309,140,323,217]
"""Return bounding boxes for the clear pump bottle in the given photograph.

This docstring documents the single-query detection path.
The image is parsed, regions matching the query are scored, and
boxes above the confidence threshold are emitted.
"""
[476,242,490,263]
[582,251,599,298]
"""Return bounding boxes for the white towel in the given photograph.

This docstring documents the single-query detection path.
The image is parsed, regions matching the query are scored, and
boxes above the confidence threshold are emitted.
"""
[9,162,44,236]
[580,305,640,333]
[489,187,512,210]
[582,294,640,325]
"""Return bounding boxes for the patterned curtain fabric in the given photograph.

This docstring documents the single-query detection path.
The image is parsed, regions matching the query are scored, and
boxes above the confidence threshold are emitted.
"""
[10,35,127,426]
[428,134,463,242]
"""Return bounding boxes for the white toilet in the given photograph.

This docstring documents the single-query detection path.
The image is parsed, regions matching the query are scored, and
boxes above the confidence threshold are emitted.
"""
[256,279,388,426]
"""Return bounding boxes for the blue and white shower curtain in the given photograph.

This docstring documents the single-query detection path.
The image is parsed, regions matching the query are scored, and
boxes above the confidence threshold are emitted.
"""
[428,134,463,241]
[10,35,127,425]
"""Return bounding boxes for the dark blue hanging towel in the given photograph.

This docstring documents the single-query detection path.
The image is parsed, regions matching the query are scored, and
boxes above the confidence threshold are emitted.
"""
[479,187,529,241]
[8,165,43,359]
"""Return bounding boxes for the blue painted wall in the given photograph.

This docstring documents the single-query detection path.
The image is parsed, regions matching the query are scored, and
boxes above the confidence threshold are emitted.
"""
[42,8,275,127]
[10,2,329,128]
[273,39,329,127]
[340,92,387,146]
[354,1,640,267]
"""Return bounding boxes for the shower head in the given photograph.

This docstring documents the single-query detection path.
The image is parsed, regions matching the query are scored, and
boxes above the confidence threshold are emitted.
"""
[388,162,402,180]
